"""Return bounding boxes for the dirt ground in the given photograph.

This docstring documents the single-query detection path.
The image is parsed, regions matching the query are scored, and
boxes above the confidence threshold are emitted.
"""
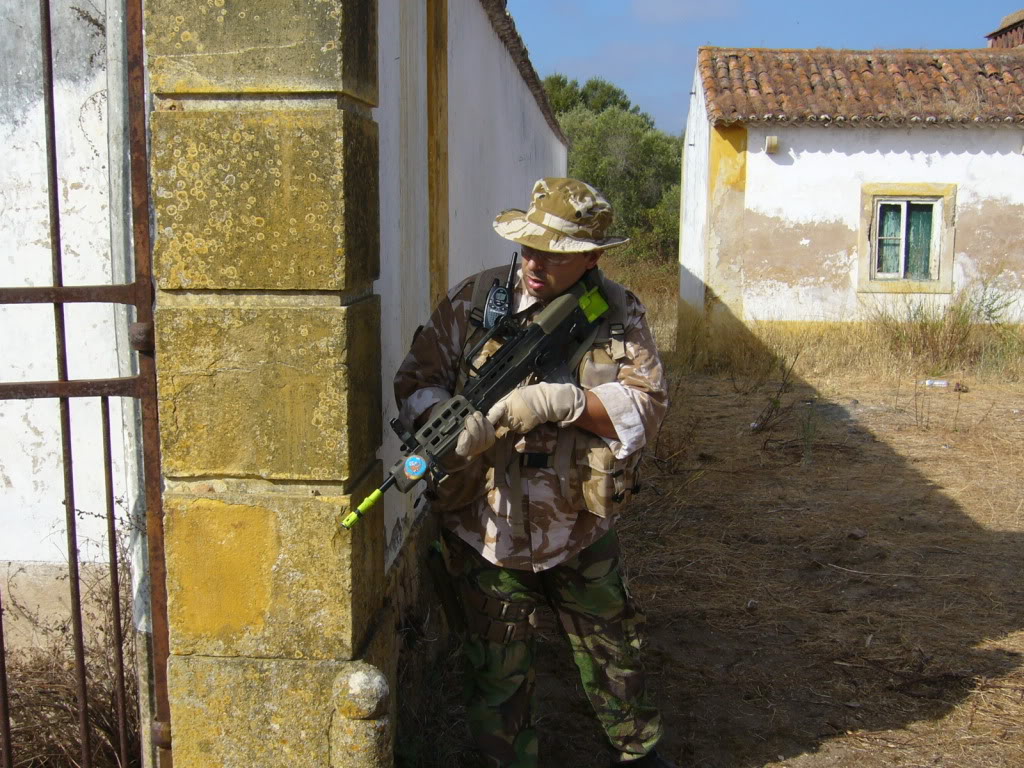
[530,368,1024,768]
[403,364,1024,768]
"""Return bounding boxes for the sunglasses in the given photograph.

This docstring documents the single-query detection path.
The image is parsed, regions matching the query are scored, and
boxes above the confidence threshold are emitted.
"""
[520,248,581,267]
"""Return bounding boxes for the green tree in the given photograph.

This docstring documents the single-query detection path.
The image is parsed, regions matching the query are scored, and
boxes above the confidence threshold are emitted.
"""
[543,75,653,124]
[558,105,681,235]
[543,73,583,114]
[579,78,634,115]
[543,74,682,263]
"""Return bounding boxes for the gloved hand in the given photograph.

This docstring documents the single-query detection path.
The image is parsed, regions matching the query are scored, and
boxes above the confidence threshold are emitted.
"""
[486,382,586,435]
[454,410,496,459]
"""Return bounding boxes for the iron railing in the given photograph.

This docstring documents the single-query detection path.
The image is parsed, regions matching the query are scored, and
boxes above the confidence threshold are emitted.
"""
[0,0,170,765]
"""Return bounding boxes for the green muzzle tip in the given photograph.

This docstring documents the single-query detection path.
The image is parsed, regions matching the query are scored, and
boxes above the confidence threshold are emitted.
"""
[341,488,384,530]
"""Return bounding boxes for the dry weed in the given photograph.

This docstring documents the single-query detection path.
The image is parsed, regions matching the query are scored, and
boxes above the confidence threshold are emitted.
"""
[2,537,141,767]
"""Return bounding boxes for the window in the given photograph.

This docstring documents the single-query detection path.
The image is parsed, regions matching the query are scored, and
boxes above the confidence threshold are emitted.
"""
[873,198,939,281]
[857,183,956,294]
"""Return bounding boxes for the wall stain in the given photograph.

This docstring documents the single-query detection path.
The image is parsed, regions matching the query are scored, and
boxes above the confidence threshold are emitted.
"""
[736,210,856,291]
[956,198,1024,291]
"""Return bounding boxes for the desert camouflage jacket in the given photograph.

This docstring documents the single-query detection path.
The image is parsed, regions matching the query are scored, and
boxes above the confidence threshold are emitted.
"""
[394,267,667,572]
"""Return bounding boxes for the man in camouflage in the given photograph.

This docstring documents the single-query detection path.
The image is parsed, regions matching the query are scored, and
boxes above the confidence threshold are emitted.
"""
[395,178,676,767]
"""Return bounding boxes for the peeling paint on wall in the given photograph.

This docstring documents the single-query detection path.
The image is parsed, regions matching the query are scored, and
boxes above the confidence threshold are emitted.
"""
[957,199,1024,297]
[738,212,855,292]
[687,119,1024,324]
[0,0,138,563]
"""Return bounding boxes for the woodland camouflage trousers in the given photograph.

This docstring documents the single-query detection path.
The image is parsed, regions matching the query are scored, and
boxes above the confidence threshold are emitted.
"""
[442,529,663,767]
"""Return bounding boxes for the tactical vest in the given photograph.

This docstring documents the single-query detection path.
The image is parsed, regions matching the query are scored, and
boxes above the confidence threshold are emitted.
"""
[432,266,642,519]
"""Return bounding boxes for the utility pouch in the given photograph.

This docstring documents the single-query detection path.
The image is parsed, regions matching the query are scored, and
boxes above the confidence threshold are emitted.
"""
[576,434,642,518]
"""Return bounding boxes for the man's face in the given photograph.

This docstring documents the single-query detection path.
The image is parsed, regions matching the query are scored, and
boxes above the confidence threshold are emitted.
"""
[520,245,601,301]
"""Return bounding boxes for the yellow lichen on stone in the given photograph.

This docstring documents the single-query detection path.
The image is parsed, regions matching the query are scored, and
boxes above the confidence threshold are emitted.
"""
[164,467,384,660]
[168,657,391,768]
[154,298,380,482]
[146,0,378,103]
[151,109,378,292]
[165,498,278,642]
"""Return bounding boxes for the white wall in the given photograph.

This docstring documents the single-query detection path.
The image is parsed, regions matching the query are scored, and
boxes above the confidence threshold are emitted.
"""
[1,0,139,565]
[735,124,1024,322]
[679,71,709,310]
[744,125,1024,227]
[374,0,431,567]
[446,0,567,284]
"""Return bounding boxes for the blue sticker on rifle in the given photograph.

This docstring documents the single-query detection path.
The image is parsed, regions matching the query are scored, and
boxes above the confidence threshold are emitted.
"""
[404,455,427,480]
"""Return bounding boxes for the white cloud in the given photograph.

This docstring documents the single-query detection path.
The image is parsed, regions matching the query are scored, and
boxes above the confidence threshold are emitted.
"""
[631,0,743,22]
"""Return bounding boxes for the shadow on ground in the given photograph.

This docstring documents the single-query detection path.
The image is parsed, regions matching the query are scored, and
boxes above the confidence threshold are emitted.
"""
[397,301,1024,768]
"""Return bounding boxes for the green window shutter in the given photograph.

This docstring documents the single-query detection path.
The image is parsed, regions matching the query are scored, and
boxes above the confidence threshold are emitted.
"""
[905,203,933,279]
[877,203,902,274]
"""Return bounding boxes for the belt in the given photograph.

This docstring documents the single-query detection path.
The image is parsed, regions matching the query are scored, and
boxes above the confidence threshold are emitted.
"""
[519,452,553,468]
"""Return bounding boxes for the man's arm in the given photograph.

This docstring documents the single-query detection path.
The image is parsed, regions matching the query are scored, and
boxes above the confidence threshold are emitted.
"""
[580,292,669,456]
[572,390,617,440]
[486,295,666,448]
[394,279,475,429]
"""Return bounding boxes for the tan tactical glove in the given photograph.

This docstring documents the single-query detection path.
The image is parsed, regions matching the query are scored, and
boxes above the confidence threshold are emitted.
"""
[454,410,496,459]
[486,382,586,435]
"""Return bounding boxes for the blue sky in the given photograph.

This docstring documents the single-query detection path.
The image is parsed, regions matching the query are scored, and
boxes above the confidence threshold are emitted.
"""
[505,0,1017,134]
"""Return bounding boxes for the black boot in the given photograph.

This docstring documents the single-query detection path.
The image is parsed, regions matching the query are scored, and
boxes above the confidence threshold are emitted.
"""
[610,749,679,768]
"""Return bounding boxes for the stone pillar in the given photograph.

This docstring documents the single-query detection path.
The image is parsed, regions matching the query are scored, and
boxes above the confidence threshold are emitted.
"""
[144,2,390,765]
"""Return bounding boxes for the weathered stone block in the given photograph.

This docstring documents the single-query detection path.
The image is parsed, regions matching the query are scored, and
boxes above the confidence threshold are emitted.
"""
[155,298,380,481]
[167,656,392,768]
[151,109,378,291]
[145,0,377,103]
[164,475,383,659]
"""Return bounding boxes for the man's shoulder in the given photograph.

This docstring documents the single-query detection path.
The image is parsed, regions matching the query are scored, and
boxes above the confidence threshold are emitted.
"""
[447,264,507,303]
[600,274,647,325]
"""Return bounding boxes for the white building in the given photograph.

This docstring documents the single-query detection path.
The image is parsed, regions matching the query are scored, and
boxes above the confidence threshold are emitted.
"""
[680,43,1024,328]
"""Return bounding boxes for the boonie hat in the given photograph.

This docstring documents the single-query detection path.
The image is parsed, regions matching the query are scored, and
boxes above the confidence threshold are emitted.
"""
[492,177,629,253]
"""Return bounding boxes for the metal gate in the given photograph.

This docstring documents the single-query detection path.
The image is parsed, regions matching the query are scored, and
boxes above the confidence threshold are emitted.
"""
[0,0,170,766]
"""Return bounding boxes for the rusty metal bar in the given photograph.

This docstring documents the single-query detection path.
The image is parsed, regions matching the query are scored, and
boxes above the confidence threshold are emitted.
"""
[125,0,173,763]
[0,283,137,305]
[38,0,92,763]
[57,416,92,768]
[101,398,131,768]
[0,591,12,768]
[0,376,141,400]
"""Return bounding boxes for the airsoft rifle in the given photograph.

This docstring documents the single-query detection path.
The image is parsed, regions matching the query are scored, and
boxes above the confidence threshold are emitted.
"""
[342,257,609,529]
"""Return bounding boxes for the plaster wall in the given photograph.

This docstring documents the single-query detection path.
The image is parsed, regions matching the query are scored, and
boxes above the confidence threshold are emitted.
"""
[0,0,140,565]
[375,0,430,567]
[446,0,567,284]
[711,124,1024,323]
[679,72,709,310]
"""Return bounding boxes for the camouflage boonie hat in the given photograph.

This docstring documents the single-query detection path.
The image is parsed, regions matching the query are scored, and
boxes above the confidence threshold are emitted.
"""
[493,177,629,253]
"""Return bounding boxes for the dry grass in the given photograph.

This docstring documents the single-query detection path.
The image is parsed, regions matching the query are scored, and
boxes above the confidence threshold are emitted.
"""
[2,559,141,767]
[605,258,1024,386]
[700,303,1018,388]
[602,258,679,349]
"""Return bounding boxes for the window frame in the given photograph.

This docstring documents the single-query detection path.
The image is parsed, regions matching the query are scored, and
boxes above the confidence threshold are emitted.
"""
[857,183,957,294]
[871,197,942,281]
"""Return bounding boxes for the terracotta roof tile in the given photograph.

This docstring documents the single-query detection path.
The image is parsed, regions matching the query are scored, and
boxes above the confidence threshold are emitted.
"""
[988,9,1024,38]
[698,47,1024,126]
